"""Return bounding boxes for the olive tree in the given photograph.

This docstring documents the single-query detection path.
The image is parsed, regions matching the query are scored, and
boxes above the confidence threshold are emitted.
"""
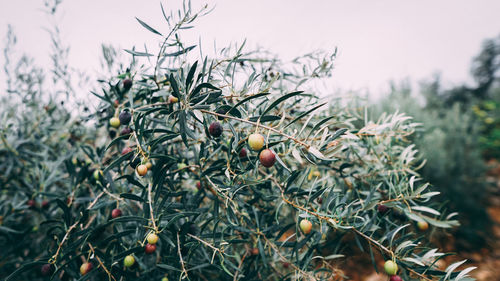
[2,2,476,281]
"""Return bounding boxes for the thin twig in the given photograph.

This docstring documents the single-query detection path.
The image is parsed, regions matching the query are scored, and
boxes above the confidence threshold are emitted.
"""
[49,221,78,264]
[147,183,158,232]
[262,236,318,281]
[232,251,248,281]
[88,243,116,281]
[177,232,188,279]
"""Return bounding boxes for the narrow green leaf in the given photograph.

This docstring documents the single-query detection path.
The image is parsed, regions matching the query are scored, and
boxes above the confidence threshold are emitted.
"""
[262,91,304,116]
[135,17,163,36]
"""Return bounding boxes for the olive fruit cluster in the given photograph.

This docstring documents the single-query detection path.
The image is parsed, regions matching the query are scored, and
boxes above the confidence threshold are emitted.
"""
[145,233,159,254]
[247,133,276,167]
[207,127,278,168]
[109,110,132,129]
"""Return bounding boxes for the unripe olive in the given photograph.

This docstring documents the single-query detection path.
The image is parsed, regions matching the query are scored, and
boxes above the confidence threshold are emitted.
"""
[123,255,135,267]
[384,260,398,275]
[109,117,121,128]
[248,133,264,151]
[147,233,159,244]
[93,169,103,181]
[299,219,312,234]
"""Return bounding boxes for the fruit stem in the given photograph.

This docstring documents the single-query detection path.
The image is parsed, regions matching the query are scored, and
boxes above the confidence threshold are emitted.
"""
[147,183,158,232]
[132,131,148,159]
[49,221,78,264]
[187,233,224,257]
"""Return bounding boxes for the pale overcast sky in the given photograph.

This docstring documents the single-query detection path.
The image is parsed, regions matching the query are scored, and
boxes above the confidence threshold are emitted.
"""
[1,0,499,97]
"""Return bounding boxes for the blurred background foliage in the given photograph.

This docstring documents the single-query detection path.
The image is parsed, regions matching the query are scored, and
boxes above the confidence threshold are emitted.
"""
[371,34,500,251]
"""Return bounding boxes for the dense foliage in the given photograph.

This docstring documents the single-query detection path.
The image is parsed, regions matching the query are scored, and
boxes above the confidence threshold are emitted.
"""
[1,2,481,281]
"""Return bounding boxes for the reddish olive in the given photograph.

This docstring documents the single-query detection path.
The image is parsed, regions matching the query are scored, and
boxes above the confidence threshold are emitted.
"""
[80,262,93,275]
[259,149,276,168]
[145,243,157,254]
[377,204,389,215]
[123,79,133,90]
[168,96,178,103]
[389,275,403,281]
[111,208,122,219]
[41,264,54,276]
[209,122,223,137]
[120,127,132,135]
[250,248,259,255]
[27,199,36,208]
[121,147,133,155]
